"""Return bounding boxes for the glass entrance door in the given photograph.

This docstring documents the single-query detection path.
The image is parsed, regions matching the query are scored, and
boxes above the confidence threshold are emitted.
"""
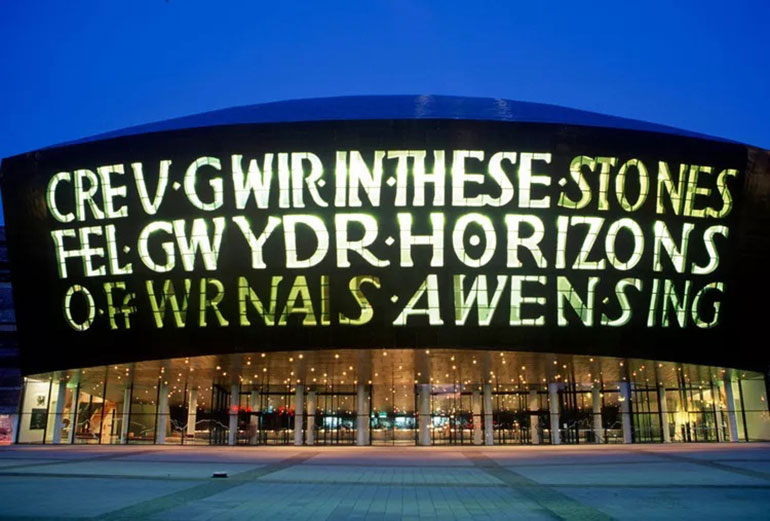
[430,386,473,445]
[314,391,356,445]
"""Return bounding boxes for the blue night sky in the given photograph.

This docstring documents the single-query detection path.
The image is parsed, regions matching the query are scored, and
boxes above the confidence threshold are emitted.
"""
[1,0,768,160]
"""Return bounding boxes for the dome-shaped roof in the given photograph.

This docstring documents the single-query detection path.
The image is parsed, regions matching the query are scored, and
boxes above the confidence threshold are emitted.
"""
[67,95,733,146]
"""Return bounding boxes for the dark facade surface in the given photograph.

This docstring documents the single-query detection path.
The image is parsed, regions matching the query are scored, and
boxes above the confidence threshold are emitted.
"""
[0,96,768,376]
[0,227,20,415]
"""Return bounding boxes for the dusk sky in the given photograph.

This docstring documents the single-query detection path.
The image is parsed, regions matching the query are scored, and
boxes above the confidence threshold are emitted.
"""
[1,0,768,161]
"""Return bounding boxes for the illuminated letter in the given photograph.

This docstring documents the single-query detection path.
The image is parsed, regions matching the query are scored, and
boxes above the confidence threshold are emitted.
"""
[291,152,328,208]
[238,276,282,326]
[452,213,496,267]
[518,152,552,208]
[97,164,128,219]
[232,215,281,269]
[655,162,686,215]
[662,279,691,327]
[595,157,617,211]
[184,157,223,211]
[510,275,546,326]
[691,225,728,275]
[278,275,317,326]
[486,152,516,207]
[335,214,389,268]
[571,216,606,270]
[390,150,445,207]
[709,169,738,218]
[232,153,273,210]
[683,165,712,218]
[653,221,693,273]
[558,156,594,210]
[454,274,507,326]
[397,212,445,267]
[615,159,649,212]
[132,160,170,215]
[334,150,385,207]
[199,278,229,327]
[104,281,136,330]
[691,281,723,328]
[557,276,598,326]
[105,224,132,275]
[505,214,547,268]
[74,169,105,221]
[393,274,443,325]
[451,150,486,207]
[47,171,75,223]
[600,278,642,326]
[51,229,78,278]
[63,284,95,331]
[138,221,175,273]
[605,218,644,270]
[339,275,381,325]
[146,279,191,328]
[284,215,329,268]
[173,217,226,271]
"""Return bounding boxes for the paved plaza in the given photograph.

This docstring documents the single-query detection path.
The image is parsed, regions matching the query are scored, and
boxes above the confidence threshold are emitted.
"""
[0,443,769,520]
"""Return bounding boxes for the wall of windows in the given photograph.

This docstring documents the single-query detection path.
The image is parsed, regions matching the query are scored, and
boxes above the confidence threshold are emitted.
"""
[12,349,770,446]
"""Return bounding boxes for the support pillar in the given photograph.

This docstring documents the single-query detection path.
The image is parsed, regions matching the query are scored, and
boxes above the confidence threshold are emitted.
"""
[619,382,632,444]
[249,390,259,444]
[483,384,493,445]
[417,384,431,446]
[472,390,482,445]
[591,385,602,444]
[723,378,739,442]
[294,384,304,446]
[306,391,316,445]
[658,385,671,443]
[228,384,238,446]
[713,385,724,442]
[156,382,169,445]
[356,383,369,446]
[119,385,131,443]
[548,383,560,445]
[528,390,540,445]
[186,388,197,438]
[52,380,67,444]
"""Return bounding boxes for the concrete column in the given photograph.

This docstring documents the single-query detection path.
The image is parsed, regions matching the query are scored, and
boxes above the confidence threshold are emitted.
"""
[156,382,169,444]
[483,384,493,445]
[356,383,369,446]
[591,386,602,444]
[66,396,77,444]
[619,382,633,444]
[548,383,560,445]
[186,388,197,437]
[10,414,19,445]
[417,384,431,446]
[528,390,540,445]
[249,390,259,444]
[713,385,724,442]
[658,386,671,443]
[472,390,482,445]
[294,384,304,446]
[306,390,316,445]
[52,381,67,444]
[119,385,131,443]
[723,378,740,442]
[228,384,239,446]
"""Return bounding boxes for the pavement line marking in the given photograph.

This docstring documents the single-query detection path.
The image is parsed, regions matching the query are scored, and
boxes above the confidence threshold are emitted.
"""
[0,449,162,471]
[94,451,319,520]
[635,449,770,482]
[463,451,616,521]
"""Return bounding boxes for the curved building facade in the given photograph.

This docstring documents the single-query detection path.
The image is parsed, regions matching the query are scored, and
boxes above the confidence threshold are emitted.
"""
[1,95,769,446]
